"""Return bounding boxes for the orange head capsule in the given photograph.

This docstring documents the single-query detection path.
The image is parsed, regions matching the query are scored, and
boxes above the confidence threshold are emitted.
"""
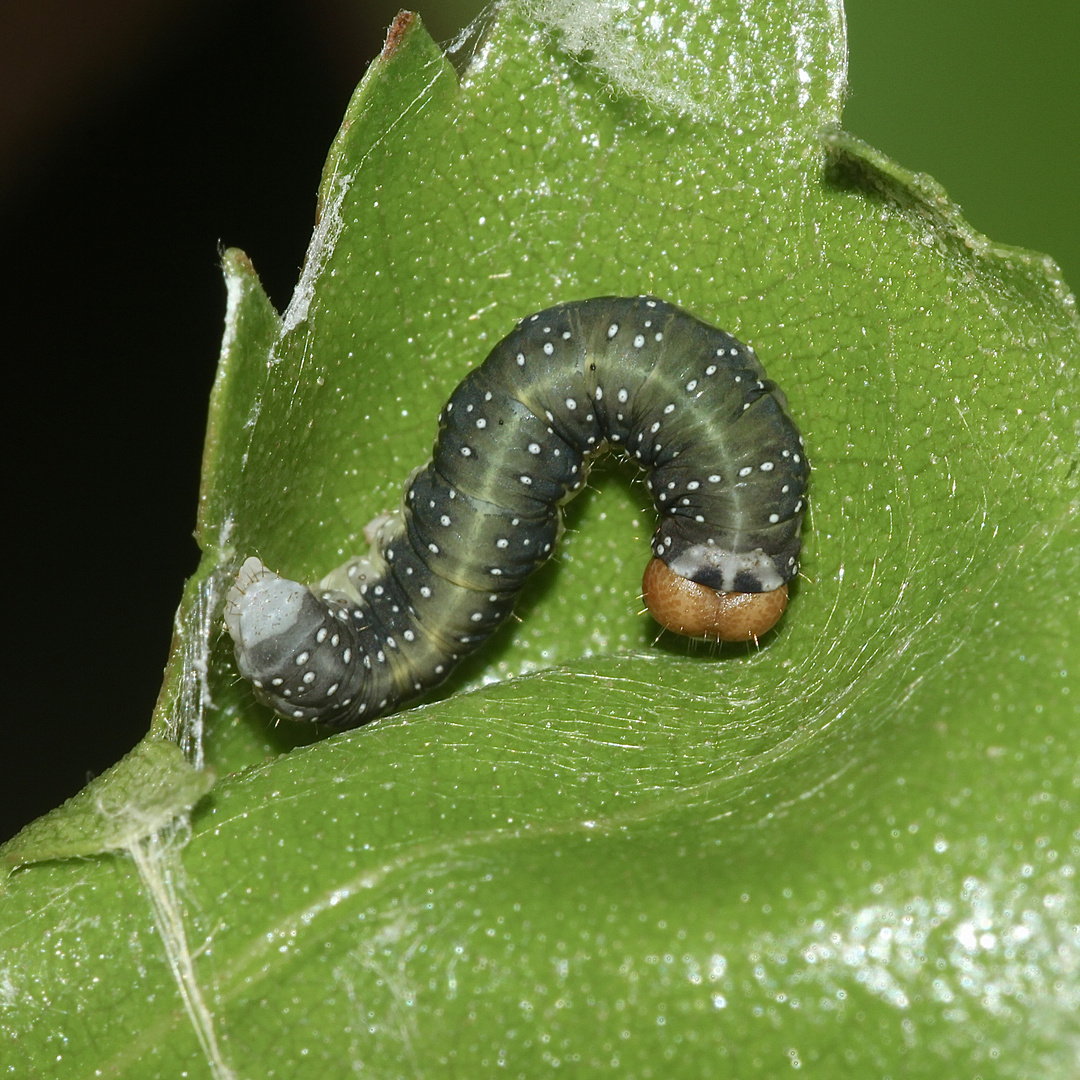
[641,557,788,643]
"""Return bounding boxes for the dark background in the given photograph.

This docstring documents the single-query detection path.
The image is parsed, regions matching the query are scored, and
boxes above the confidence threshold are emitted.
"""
[2,0,1076,842]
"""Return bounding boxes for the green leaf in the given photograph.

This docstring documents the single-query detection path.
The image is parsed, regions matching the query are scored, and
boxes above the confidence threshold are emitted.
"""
[1,740,214,871]
[3,3,1078,1077]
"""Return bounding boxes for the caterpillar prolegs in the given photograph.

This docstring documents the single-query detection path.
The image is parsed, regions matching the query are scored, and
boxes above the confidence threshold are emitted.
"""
[225,297,809,730]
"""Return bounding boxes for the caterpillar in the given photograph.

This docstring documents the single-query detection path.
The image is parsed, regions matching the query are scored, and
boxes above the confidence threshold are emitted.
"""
[225,296,808,730]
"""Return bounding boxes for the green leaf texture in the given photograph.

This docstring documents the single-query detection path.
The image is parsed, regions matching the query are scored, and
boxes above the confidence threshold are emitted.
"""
[3,2,1078,1076]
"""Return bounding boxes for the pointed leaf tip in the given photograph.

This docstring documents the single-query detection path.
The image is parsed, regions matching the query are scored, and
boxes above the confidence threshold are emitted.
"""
[2,740,214,871]
[382,10,418,60]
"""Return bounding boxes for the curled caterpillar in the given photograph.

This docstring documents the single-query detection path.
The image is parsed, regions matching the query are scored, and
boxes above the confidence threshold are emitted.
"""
[225,296,808,729]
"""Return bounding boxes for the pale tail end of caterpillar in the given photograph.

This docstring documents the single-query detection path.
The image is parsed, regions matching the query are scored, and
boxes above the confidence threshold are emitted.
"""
[225,296,809,729]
